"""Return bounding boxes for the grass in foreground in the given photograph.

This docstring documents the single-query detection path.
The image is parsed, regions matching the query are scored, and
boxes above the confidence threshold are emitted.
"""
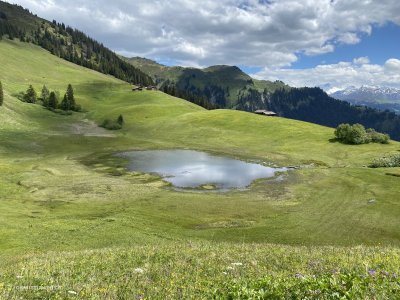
[1,242,400,299]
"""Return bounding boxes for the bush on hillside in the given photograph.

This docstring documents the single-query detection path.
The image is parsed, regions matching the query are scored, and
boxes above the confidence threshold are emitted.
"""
[334,123,390,145]
[100,119,122,130]
[101,115,125,130]
[369,153,400,168]
[366,128,390,144]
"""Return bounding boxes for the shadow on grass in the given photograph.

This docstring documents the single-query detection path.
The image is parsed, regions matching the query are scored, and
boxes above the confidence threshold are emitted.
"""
[329,138,340,143]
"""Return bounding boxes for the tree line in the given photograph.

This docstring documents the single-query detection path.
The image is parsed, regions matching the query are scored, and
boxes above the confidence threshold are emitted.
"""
[0,4,153,86]
[160,80,221,110]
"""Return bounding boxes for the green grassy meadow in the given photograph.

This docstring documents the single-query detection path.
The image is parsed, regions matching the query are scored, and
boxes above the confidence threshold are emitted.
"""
[1,40,400,298]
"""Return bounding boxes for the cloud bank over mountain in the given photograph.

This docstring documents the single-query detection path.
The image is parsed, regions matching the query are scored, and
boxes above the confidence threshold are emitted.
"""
[253,57,400,92]
[7,0,400,89]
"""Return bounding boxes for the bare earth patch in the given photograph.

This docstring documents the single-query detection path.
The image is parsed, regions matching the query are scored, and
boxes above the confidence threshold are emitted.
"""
[67,119,115,137]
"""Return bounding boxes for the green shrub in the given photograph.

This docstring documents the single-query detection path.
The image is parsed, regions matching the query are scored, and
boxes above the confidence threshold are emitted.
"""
[335,123,390,145]
[334,123,351,141]
[369,153,400,168]
[101,115,124,130]
[349,123,369,144]
[366,128,390,144]
[101,119,122,130]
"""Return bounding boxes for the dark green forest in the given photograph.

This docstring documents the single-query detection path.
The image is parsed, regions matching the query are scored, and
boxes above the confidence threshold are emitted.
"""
[266,87,400,141]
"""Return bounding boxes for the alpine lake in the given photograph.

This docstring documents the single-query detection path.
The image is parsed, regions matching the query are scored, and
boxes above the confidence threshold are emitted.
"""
[117,150,287,191]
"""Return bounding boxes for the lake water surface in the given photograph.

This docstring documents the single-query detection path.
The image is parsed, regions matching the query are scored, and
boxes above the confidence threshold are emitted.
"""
[119,150,286,191]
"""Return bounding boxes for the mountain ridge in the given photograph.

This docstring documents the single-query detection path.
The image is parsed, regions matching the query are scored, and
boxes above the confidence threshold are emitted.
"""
[0,0,153,85]
[123,56,288,109]
[330,85,400,114]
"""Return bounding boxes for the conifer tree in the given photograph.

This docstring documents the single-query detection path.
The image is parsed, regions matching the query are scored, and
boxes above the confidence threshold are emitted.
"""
[40,85,50,106]
[66,84,75,110]
[60,94,70,111]
[0,81,3,106]
[117,114,124,126]
[23,85,37,103]
[48,91,58,109]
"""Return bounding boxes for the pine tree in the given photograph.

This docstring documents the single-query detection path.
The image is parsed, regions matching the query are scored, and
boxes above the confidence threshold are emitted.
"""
[66,84,75,110]
[0,81,3,106]
[48,91,58,109]
[60,94,70,111]
[117,114,124,125]
[23,85,37,103]
[40,85,50,106]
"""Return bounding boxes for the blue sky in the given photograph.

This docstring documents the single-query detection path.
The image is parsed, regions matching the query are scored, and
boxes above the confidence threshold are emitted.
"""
[241,21,400,76]
[6,0,400,91]
[292,22,400,69]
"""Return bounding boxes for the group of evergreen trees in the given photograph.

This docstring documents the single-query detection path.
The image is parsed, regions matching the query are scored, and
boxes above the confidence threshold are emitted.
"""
[21,84,81,112]
[0,15,24,41]
[161,80,220,110]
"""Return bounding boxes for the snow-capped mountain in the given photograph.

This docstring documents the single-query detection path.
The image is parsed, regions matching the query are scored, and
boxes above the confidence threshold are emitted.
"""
[330,86,400,102]
[329,86,400,114]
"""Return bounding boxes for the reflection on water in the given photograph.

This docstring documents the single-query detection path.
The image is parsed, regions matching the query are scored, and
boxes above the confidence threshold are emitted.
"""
[118,150,286,191]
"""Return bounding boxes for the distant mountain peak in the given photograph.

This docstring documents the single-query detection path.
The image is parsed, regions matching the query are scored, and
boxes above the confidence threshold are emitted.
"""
[328,85,400,114]
[330,85,400,101]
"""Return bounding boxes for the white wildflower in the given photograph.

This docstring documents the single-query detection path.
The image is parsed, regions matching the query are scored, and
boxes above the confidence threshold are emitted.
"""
[134,268,144,274]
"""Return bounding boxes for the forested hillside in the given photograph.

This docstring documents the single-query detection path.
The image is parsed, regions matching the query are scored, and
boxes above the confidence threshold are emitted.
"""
[127,57,400,141]
[268,87,400,141]
[125,57,288,109]
[0,1,153,85]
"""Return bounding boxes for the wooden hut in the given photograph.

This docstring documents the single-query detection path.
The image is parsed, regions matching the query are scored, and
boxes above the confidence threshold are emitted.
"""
[254,110,277,116]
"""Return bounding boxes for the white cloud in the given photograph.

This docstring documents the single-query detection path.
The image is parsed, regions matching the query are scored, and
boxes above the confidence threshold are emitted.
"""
[353,56,370,65]
[253,58,400,92]
[384,58,400,72]
[4,0,400,68]
[337,32,360,45]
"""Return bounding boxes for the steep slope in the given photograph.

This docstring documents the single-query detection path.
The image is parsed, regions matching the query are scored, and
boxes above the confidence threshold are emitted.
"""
[0,1,153,85]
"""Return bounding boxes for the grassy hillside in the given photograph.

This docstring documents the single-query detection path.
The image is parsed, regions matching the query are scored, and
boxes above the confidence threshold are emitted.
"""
[0,1,153,85]
[1,40,400,298]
